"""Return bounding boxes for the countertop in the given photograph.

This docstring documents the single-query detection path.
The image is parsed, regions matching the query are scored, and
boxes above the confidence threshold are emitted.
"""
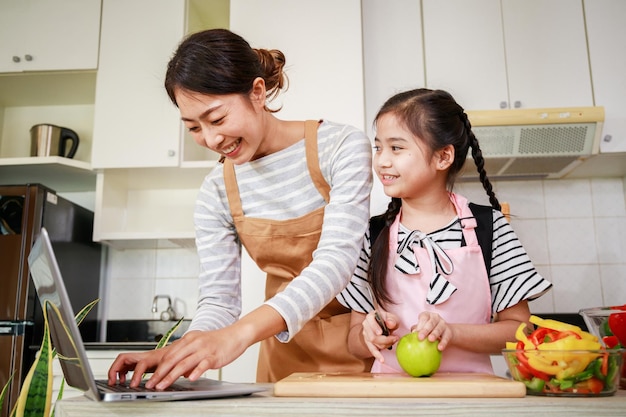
[55,387,626,417]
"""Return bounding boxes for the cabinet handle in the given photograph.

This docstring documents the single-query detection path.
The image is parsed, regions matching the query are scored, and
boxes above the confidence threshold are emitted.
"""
[603,134,612,143]
[12,56,20,63]
[514,101,522,108]
[499,101,507,109]
[24,54,33,62]
[168,150,176,157]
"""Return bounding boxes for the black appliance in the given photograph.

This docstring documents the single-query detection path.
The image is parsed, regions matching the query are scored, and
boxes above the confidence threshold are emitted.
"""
[0,184,102,417]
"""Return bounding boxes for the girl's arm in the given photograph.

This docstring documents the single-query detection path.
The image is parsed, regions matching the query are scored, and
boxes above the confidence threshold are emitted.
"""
[416,301,531,353]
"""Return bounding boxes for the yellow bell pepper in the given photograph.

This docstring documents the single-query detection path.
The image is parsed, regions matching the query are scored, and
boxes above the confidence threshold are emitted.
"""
[529,315,598,341]
[515,322,534,349]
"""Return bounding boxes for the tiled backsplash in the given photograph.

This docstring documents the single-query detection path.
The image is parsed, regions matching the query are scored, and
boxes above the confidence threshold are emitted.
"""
[103,177,626,321]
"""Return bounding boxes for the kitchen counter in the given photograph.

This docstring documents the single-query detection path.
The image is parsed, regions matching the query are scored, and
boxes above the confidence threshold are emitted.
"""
[55,387,626,417]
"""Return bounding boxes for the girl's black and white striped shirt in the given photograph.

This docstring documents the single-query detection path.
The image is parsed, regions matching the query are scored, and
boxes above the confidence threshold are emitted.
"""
[337,209,552,314]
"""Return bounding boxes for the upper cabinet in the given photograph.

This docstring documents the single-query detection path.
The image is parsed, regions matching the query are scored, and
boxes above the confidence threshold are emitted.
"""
[91,0,221,169]
[0,0,101,73]
[361,0,425,139]
[584,0,626,153]
[230,0,365,132]
[91,0,187,169]
[423,0,593,110]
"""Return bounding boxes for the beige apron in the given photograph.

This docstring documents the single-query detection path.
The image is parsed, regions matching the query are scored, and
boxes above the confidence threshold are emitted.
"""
[223,120,372,382]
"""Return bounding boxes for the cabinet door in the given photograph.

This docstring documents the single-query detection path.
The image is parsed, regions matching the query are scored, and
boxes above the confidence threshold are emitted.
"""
[502,0,593,109]
[91,0,185,168]
[585,0,626,153]
[423,0,508,110]
[424,0,593,110]
[362,0,425,138]
[230,0,365,131]
[0,0,100,73]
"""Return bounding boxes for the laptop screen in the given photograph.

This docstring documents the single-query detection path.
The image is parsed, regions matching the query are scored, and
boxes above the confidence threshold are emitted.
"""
[28,228,102,400]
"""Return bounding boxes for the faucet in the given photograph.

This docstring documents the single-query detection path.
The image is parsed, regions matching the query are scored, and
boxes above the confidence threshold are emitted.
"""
[151,295,176,321]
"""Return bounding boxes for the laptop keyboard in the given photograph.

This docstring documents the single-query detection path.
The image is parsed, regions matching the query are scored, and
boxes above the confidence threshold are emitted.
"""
[97,380,192,392]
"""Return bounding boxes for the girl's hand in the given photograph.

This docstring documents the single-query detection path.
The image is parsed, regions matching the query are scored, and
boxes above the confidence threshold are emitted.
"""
[411,311,453,350]
[362,310,399,362]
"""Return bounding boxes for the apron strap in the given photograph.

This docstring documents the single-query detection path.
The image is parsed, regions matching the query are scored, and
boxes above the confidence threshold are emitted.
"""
[305,120,330,203]
[223,120,330,220]
[223,160,243,219]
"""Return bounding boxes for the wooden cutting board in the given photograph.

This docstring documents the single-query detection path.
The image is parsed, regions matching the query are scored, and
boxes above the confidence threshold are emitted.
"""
[273,372,526,398]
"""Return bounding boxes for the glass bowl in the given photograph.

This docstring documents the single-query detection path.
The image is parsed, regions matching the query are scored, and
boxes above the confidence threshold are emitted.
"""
[579,306,626,389]
[502,348,623,396]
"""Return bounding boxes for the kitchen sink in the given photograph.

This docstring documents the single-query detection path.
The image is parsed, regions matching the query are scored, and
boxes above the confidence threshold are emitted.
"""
[105,319,190,343]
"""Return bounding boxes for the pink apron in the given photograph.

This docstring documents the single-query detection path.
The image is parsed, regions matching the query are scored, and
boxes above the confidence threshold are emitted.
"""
[372,193,494,374]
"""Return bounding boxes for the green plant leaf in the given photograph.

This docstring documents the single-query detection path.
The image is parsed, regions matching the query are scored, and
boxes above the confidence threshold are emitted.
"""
[50,379,65,417]
[0,371,14,415]
[73,299,99,328]
[15,300,54,417]
[6,299,99,416]
[155,317,185,350]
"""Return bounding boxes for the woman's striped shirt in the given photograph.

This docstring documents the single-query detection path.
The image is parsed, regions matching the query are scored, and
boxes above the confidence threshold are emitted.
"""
[187,120,373,342]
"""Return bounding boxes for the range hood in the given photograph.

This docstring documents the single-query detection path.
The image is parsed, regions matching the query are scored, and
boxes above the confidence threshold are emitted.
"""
[462,106,604,180]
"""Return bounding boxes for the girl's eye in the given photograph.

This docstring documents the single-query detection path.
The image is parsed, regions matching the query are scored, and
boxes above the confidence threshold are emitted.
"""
[372,145,381,152]
[391,146,403,151]
[187,126,200,133]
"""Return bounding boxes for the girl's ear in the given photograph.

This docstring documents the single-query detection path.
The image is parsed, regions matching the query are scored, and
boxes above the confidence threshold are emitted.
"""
[436,144,455,170]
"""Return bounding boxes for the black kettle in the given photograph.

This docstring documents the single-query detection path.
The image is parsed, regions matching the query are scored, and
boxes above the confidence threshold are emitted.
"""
[30,124,80,158]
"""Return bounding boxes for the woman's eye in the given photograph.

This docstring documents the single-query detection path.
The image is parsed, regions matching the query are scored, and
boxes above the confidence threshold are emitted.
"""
[211,116,225,125]
[187,126,200,133]
[372,145,381,152]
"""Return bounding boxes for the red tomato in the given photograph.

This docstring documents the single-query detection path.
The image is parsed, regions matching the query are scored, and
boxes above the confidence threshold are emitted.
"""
[608,312,626,346]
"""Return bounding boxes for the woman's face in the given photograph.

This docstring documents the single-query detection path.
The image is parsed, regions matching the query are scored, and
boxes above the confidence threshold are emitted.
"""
[373,113,440,200]
[176,80,267,164]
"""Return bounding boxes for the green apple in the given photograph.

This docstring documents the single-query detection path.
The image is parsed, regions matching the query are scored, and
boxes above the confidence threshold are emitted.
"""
[395,332,442,377]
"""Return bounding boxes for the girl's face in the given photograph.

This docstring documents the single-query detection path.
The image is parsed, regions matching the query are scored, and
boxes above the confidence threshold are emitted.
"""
[176,79,267,164]
[373,113,442,200]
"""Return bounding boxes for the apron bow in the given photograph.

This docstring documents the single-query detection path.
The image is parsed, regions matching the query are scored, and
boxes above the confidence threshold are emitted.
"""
[395,230,457,305]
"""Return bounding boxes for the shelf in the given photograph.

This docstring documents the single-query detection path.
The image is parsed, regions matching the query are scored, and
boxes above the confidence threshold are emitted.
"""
[0,71,97,107]
[0,156,96,192]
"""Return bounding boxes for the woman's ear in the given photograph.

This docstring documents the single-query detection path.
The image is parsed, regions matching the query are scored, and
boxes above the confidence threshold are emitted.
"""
[249,77,267,108]
[436,145,455,170]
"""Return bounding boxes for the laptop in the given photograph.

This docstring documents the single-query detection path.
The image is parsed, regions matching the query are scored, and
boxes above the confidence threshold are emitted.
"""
[27,227,266,402]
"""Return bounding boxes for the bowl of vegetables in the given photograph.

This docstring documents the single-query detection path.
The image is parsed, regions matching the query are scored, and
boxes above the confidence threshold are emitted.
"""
[502,315,623,396]
[579,305,626,388]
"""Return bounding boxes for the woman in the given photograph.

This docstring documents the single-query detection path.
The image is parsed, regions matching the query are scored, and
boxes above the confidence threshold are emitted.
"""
[108,28,373,389]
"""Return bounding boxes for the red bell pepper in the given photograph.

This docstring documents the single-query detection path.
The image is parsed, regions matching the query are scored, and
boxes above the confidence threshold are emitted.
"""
[515,341,551,381]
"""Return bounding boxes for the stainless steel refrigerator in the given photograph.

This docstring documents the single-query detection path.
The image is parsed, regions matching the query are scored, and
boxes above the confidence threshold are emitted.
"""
[0,184,102,417]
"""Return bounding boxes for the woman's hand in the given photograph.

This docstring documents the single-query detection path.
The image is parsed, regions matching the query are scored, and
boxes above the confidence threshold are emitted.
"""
[361,310,399,362]
[411,311,453,350]
[108,304,285,389]
[108,328,249,389]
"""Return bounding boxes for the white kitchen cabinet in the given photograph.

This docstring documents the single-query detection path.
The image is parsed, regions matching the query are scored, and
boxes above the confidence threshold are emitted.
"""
[90,0,187,169]
[585,0,626,153]
[91,0,227,243]
[229,0,365,131]
[93,168,209,244]
[91,0,223,169]
[0,0,100,73]
[423,0,593,110]
[361,0,425,139]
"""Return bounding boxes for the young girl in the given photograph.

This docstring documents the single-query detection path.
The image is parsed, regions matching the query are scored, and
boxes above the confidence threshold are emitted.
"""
[338,88,552,374]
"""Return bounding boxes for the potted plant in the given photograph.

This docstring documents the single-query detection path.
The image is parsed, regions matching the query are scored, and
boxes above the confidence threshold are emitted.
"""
[0,300,182,417]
